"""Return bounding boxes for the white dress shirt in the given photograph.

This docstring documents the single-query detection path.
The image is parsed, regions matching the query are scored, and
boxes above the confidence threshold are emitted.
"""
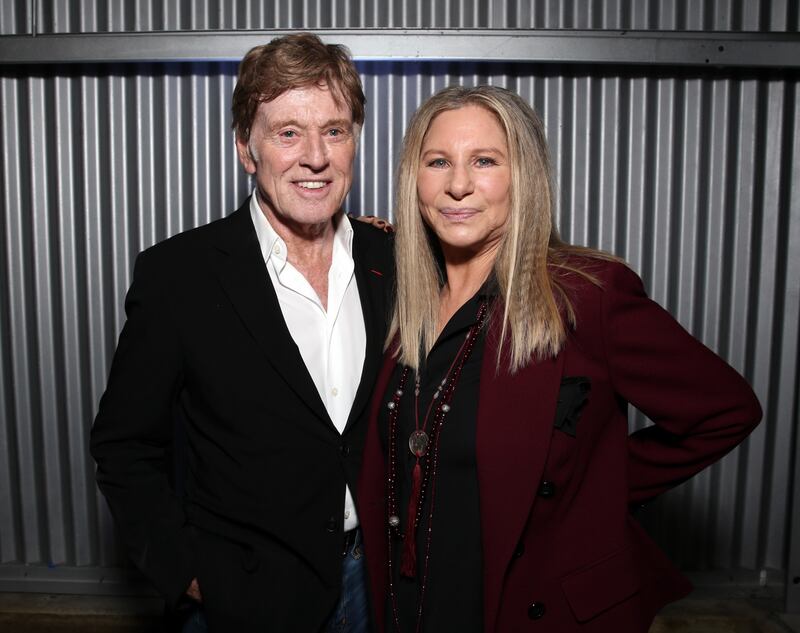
[250,194,366,531]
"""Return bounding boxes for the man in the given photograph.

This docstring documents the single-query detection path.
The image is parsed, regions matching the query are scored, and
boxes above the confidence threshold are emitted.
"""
[90,33,392,632]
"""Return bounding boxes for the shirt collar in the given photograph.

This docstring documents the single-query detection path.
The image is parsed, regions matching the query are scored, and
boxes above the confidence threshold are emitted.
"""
[249,190,355,272]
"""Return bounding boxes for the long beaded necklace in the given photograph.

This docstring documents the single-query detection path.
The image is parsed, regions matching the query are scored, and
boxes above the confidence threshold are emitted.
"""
[385,299,488,633]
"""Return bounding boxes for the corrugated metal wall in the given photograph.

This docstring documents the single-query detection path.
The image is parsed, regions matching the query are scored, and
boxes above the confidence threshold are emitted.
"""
[1,0,798,599]
[26,0,800,32]
[2,0,799,33]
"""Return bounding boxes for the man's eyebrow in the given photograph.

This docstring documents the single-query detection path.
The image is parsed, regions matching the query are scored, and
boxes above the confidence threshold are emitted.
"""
[268,118,301,132]
[324,118,354,129]
[268,118,353,132]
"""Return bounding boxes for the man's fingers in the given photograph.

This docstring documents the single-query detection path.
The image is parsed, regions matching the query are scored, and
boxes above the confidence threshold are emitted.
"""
[186,578,203,602]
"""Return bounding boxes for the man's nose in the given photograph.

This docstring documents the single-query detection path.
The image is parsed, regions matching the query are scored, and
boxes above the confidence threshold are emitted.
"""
[300,134,329,171]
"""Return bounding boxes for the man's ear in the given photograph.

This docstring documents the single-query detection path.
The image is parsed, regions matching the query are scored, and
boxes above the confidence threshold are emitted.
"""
[235,135,256,174]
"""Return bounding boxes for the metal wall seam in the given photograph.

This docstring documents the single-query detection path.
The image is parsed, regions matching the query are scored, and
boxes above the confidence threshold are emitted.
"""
[785,76,800,613]
[755,77,796,571]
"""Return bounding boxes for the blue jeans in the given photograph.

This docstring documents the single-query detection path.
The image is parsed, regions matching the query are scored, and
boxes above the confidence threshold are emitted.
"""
[324,528,369,633]
[181,529,369,633]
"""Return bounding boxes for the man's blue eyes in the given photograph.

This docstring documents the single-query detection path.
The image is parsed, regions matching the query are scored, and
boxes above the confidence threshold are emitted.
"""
[279,129,344,138]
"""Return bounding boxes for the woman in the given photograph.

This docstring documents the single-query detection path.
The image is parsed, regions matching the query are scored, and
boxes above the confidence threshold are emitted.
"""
[357,85,761,633]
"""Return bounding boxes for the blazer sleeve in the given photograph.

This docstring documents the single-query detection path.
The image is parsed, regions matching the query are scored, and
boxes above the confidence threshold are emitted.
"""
[599,263,762,507]
[90,249,195,608]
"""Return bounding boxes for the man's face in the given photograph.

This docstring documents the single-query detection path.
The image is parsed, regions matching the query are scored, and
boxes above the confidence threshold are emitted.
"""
[236,84,357,234]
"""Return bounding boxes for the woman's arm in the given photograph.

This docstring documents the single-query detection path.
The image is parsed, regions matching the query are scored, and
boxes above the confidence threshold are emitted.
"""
[600,263,762,506]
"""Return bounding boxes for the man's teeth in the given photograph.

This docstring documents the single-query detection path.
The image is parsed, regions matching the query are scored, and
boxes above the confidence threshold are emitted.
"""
[297,181,326,189]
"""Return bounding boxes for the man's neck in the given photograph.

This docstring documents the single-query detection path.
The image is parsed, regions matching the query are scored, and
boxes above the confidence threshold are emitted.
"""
[256,195,337,310]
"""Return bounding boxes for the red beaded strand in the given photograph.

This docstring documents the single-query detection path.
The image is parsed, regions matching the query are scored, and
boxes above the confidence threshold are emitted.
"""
[385,300,488,633]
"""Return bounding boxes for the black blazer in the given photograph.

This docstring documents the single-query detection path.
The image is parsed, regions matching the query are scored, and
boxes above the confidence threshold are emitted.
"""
[90,201,393,631]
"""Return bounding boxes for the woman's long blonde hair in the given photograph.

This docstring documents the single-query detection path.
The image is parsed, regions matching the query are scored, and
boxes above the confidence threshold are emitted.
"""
[390,85,614,373]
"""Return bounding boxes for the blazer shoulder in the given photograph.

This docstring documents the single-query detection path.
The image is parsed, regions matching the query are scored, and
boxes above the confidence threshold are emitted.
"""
[137,206,249,268]
[553,256,638,310]
[351,218,395,269]
[350,217,394,246]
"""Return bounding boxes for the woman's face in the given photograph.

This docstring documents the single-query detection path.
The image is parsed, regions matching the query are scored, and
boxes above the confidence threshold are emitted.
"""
[417,105,511,260]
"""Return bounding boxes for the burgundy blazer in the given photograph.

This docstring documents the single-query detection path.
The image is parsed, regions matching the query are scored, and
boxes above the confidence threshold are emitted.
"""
[357,260,761,633]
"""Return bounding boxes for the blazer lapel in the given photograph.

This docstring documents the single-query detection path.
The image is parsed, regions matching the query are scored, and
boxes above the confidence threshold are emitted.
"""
[477,321,565,633]
[211,203,331,426]
[344,225,390,432]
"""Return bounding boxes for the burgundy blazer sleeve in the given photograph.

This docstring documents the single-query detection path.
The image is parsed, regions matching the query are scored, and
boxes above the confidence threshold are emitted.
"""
[599,263,762,506]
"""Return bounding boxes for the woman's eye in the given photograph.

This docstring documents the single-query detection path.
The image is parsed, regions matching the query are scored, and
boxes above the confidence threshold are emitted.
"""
[476,157,496,167]
[429,158,448,168]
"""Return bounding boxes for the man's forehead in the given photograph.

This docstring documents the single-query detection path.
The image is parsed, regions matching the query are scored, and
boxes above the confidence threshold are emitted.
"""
[257,85,353,128]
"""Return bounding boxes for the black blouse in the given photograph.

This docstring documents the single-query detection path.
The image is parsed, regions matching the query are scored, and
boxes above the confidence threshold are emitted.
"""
[379,290,491,633]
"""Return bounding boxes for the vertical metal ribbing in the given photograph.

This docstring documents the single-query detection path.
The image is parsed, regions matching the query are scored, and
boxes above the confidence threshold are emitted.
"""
[1,1,799,595]
[136,68,156,253]
[0,0,19,34]
[733,77,769,570]
[23,0,800,30]
[54,73,92,567]
[0,76,24,564]
[79,71,111,567]
[27,75,66,567]
[595,76,622,254]
[191,70,208,228]
[749,77,794,572]
[783,77,800,615]
[703,76,741,569]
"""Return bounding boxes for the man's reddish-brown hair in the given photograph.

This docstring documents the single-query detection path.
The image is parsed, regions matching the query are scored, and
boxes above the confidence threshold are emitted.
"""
[231,32,365,142]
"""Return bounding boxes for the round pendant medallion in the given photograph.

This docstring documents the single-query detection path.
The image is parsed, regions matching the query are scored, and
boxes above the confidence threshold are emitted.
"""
[408,429,429,457]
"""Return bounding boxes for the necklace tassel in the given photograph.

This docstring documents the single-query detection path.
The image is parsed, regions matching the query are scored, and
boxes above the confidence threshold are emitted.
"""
[400,461,422,577]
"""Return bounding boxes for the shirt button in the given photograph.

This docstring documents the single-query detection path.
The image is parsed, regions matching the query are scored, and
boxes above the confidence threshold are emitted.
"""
[344,510,351,519]
[273,244,281,255]
[331,387,339,396]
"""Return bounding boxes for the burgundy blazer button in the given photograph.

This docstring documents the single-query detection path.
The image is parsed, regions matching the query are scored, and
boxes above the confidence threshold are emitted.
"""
[538,480,556,498]
[513,542,525,558]
[528,602,546,619]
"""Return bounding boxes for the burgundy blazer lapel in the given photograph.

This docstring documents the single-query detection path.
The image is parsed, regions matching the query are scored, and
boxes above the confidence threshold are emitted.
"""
[358,346,399,633]
[476,322,565,633]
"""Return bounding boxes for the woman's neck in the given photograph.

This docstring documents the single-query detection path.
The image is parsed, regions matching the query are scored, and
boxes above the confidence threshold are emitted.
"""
[438,247,496,333]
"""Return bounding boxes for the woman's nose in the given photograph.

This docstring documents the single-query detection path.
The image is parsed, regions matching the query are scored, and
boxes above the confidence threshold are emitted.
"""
[445,164,474,199]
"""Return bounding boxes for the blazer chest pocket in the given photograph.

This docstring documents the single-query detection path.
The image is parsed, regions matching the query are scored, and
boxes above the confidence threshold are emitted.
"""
[560,545,641,622]
[553,376,590,437]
